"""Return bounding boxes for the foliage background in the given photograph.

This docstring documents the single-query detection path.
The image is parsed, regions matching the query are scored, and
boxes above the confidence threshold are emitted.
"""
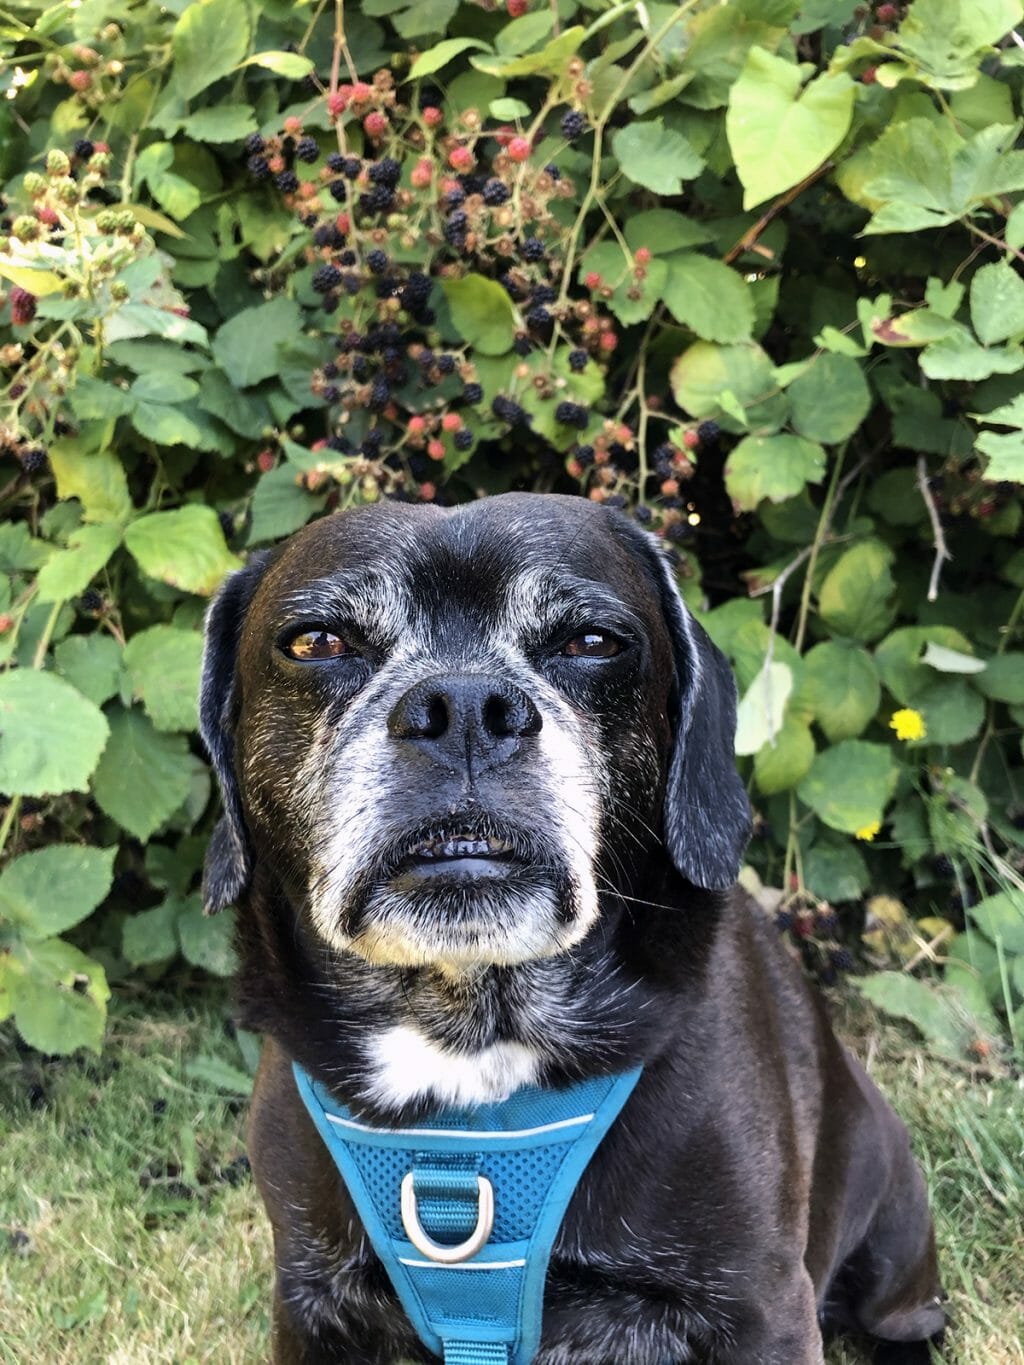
[1,0,1023,1061]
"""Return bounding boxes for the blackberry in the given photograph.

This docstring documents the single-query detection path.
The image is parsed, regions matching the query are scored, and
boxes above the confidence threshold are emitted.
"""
[634,505,653,523]
[453,429,473,451]
[218,510,235,539]
[492,396,530,427]
[513,334,533,356]
[555,400,588,429]
[22,446,47,472]
[352,356,372,381]
[340,249,356,265]
[527,307,551,329]
[296,136,319,163]
[830,948,855,973]
[323,360,339,379]
[360,184,394,213]
[79,589,103,614]
[666,522,693,544]
[73,138,95,159]
[342,274,361,295]
[366,249,389,274]
[607,494,626,509]
[300,212,319,228]
[482,178,511,206]
[247,155,271,181]
[275,169,300,193]
[531,285,557,305]
[375,275,400,299]
[444,186,466,209]
[363,429,384,453]
[418,349,436,369]
[327,435,351,452]
[369,375,390,409]
[322,384,340,403]
[312,264,343,293]
[436,354,456,374]
[326,152,347,173]
[575,444,595,466]
[369,157,401,186]
[931,854,955,879]
[313,225,342,248]
[568,348,588,372]
[463,382,483,404]
[322,295,339,314]
[328,179,348,202]
[775,910,793,932]
[561,110,587,141]
[343,156,362,179]
[520,237,545,262]
[697,420,720,443]
[543,162,561,180]
[444,210,469,245]
[402,273,432,310]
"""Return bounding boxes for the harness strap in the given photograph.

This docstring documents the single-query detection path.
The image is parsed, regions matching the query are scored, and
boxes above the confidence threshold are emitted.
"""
[292,1062,642,1365]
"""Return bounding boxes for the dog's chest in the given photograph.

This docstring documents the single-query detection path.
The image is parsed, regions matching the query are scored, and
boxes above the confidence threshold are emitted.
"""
[362,1023,542,1107]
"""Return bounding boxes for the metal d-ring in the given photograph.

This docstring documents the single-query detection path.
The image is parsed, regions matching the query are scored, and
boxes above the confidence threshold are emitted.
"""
[400,1171,495,1264]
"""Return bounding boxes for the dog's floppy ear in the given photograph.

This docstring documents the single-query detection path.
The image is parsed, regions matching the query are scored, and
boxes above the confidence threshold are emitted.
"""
[612,517,751,890]
[199,552,272,912]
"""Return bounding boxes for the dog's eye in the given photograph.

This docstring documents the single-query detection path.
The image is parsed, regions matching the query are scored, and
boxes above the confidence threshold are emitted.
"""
[562,632,622,659]
[283,629,351,661]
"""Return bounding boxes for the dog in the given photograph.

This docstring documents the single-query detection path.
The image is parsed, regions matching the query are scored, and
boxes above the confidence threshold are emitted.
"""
[199,492,944,1364]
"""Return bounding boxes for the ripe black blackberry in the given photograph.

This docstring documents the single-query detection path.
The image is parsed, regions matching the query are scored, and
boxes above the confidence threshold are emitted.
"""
[352,356,372,381]
[607,494,626,509]
[339,249,356,265]
[931,854,955,879]
[568,348,589,373]
[363,428,384,453]
[244,132,265,155]
[634,505,653,523]
[482,178,511,206]
[322,384,340,403]
[520,237,544,262]
[544,163,561,180]
[526,307,551,330]
[418,349,435,369]
[366,249,389,274]
[361,184,394,214]
[697,420,720,443]
[296,136,319,163]
[312,264,342,293]
[369,157,401,186]
[343,156,362,179]
[575,444,595,466]
[247,155,271,181]
[327,434,351,452]
[326,152,347,173]
[829,948,855,973]
[275,170,300,193]
[444,210,468,246]
[74,138,95,159]
[453,429,473,451]
[666,521,693,544]
[402,272,432,309]
[322,361,339,380]
[436,354,456,374]
[555,401,588,429]
[462,382,483,404]
[531,285,557,305]
[21,447,47,472]
[561,110,586,141]
[653,442,674,474]
[513,335,533,356]
[369,375,390,409]
[444,185,466,209]
[79,589,103,614]
[328,179,348,202]
[492,396,529,427]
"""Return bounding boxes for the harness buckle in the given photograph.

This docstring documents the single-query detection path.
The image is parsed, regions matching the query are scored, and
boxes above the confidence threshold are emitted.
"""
[400,1170,495,1264]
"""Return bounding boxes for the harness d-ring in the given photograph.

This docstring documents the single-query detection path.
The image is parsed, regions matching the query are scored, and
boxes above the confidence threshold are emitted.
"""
[400,1171,495,1264]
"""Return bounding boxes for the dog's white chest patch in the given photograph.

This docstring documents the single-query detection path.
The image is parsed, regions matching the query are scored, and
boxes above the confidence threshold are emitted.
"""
[364,1025,540,1108]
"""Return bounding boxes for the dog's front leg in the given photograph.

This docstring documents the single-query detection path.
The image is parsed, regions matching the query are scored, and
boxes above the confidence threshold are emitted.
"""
[716,1272,825,1365]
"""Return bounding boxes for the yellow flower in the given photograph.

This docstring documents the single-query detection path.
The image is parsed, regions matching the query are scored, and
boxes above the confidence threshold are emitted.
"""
[856,820,881,842]
[890,708,927,742]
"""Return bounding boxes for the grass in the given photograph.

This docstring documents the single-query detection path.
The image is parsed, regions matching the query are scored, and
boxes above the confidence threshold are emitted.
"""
[1,985,1022,1364]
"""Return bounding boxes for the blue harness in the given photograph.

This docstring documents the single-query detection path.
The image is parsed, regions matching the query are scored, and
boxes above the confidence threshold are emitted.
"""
[293,1062,642,1365]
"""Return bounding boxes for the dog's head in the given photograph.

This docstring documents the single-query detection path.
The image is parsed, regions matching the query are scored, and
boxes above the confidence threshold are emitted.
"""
[200,494,750,971]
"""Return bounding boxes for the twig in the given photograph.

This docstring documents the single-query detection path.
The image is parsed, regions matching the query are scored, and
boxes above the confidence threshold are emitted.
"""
[916,454,951,602]
[722,163,833,266]
[902,923,954,974]
[964,219,1024,267]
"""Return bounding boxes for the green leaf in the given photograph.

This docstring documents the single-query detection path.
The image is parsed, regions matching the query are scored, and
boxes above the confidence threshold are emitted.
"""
[408,37,490,79]
[753,714,815,794]
[0,671,109,797]
[577,241,668,326]
[471,25,584,78]
[130,372,200,405]
[241,50,314,78]
[734,661,793,755]
[180,104,258,143]
[91,707,194,841]
[496,11,553,57]
[177,895,238,975]
[818,540,896,642]
[921,641,986,674]
[914,677,985,745]
[875,626,975,705]
[0,523,51,572]
[890,0,1022,92]
[726,49,854,210]
[48,439,132,525]
[971,261,1024,345]
[11,937,109,1055]
[198,370,271,439]
[70,376,134,422]
[248,463,326,544]
[0,845,115,939]
[441,274,517,356]
[725,434,825,510]
[185,1054,253,1095]
[787,353,871,444]
[797,739,897,834]
[612,120,704,195]
[670,341,788,434]
[125,506,242,597]
[799,642,881,741]
[662,254,754,344]
[123,625,203,732]
[974,653,1024,703]
[35,525,120,604]
[130,400,206,449]
[803,835,869,903]
[173,0,251,100]
[212,297,303,388]
[624,210,714,254]
[968,891,1024,955]
[854,973,964,1058]
[489,98,531,119]
[53,634,122,707]
[122,899,182,966]
[976,429,1024,482]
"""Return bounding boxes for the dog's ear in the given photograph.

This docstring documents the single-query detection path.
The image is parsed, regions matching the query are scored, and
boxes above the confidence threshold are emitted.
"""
[199,552,272,912]
[612,517,751,890]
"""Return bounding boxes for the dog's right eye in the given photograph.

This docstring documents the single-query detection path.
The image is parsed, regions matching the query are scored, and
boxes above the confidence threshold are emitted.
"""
[283,629,351,661]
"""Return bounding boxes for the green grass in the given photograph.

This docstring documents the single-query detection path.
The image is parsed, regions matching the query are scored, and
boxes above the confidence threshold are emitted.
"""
[1,986,1021,1364]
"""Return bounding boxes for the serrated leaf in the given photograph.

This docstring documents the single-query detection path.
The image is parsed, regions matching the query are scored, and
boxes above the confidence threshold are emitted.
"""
[797,739,897,834]
[0,671,109,797]
[970,261,1024,345]
[968,891,1024,955]
[471,25,584,78]
[734,662,793,755]
[35,525,120,604]
[976,429,1024,481]
[670,341,788,434]
[173,0,251,99]
[662,253,754,344]
[11,938,109,1055]
[726,49,854,209]
[130,372,200,405]
[408,37,490,79]
[48,439,132,525]
[854,973,963,1057]
[91,707,194,841]
[177,896,238,976]
[803,835,869,903]
[122,899,181,966]
[241,50,315,79]
[818,540,896,642]
[624,210,714,254]
[0,845,115,938]
[787,353,871,444]
[123,625,204,732]
[974,653,1024,703]
[612,120,704,195]
[53,634,122,707]
[725,434,825,510]
[130,400,206,448]
[799,642,880,741]
[212,297,303,388]
[180,104,258,143]
[248,463,326,544]
[753,714,815,793]
[125,506,242,596]
[441,274,517,356]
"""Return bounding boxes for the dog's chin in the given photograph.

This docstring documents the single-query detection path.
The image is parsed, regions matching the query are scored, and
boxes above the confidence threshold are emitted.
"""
[340,868,590,971]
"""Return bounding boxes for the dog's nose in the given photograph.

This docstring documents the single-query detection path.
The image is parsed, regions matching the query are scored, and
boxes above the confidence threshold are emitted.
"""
[388,674,542,773]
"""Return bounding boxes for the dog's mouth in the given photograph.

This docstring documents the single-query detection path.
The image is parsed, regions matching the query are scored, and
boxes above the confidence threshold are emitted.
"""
[394,825,523,882]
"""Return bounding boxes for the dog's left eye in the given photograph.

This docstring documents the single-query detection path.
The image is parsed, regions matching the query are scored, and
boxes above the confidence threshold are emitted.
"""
[562,631,622,659]
[283,629,351,661]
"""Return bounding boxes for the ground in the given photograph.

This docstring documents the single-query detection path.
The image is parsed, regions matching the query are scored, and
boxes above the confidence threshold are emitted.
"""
[1,984,1021,1365]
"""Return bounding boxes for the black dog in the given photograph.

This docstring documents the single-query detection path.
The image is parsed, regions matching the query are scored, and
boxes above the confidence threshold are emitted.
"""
[200,493,943,1364]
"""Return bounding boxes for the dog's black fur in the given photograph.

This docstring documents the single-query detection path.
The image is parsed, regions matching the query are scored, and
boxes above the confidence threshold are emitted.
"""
[200,494,943,1365]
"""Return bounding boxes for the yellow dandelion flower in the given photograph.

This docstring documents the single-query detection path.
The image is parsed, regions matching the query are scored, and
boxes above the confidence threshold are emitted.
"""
[889,708,926,742]
[856,820,881,842]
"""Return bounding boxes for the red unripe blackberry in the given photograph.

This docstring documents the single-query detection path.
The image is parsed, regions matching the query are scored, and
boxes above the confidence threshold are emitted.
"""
[598,330,618,351]
[411,158,433,188]
[423,106,443,127]
[69,70,92,91]
[682,429,699,450]
[0,614,13,634]
[10,287,37,326]
[257,449,275,473]
[634,246,652,266]
[507,136,531,162]
[283,116,303,135]
[420,481,437,500]
[328,90,349,116]
[507,0,529,14]
[876,2,898,19]
[448,145,474,171]
[408,416,427,435]
[584,272,602,291]
[861,65,878,83]
[427,439,446,460]
[351,82,373,104]
[442,412,462,431]
[363,111,388,138]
